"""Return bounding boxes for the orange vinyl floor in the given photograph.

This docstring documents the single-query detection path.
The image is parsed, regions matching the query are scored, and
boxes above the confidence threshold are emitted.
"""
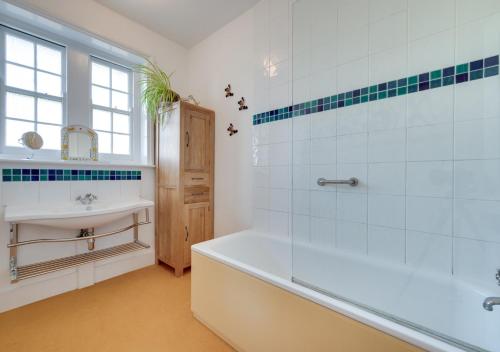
[0,265,234,352]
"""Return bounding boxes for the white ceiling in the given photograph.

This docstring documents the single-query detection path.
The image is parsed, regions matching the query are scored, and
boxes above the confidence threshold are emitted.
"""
[96,0,260,48]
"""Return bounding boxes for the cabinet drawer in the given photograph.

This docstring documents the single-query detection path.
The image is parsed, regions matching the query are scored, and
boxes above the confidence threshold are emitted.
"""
[184,173,209,186]
[184,186,210,204]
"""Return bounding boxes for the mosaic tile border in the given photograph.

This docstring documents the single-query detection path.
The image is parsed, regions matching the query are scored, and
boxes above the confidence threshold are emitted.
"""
[2,169,142,182]
[253,55,500,125]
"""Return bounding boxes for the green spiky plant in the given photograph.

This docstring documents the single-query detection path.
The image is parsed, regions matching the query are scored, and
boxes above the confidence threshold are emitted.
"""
[136,59,179,125]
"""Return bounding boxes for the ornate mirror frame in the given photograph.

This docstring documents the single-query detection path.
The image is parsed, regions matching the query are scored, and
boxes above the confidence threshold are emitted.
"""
[61,125,98,161]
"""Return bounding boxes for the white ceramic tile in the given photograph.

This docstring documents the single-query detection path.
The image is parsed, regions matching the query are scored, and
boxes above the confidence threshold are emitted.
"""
[310,190,336,219]
[337,192,367,223]
[293,166,310,190]
[70,181,97,202]
[269,188,290,212]
[310,164,336,191]
[454,199,500,243]
[406,161,453,197]
[369,45,408,84]
[408,30,455,76]
[309,68,337,99]
[253,144,269,166]
[268,142,290,166]
[369,11,407,54]
[292,115,311,141]
[337,133,367,163]
[254,187,270,209]
[292,139,310,165]
[455,160,500,201]
[252,125,270,146]
[337,58,369,92]
[369,0,407,23]
[292,189,310,215]
[292,214,310,243]
[408,0,455,41]
[407,123,453,161]
[338,0,369,32]
[338,24,369,65]
[292,50,310,80]
[311,110,336,138]
[455,118,500,160]
[406,231,452,274]
[310,44,336,74]
[270,165,290,189]
[334,164,366,196]
[269,0,289,20]
[456,0,500,25]
[39,181,71,204]
[368,162,406,195]
[406,196,452,235]
[253,166,270,188]
[269,82,291,110]
[311,217,335,247]
[269,60,290,89]
[268,119,290,144]
[2,181,39,206]
[96,181,121,202]
[292,1,311,56]
[337,104,368,135]
[269,14,289,64]
[368,194,405,229]
[120,181,140,200]
[336,220,367,255]
[456,13,500,64]
[311,137,336,165]
[454,78,500,122]
[367,225,405,263]
[367,128,406,163]
[292,77,311,103]
[253,208,270,233]
[310,0,338,48]
[368,96,407,132]
[407,86,454,126]
[453,238,500,287]
[268,210,289,238]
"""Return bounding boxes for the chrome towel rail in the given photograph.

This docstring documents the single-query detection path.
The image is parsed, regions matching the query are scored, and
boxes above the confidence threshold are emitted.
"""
[317,177,359,187]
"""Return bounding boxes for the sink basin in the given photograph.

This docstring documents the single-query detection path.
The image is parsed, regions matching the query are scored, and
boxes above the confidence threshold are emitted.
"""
[4,198,154,230]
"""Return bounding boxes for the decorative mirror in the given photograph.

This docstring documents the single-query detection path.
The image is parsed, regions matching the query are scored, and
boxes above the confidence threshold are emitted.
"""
[61,125,98,161]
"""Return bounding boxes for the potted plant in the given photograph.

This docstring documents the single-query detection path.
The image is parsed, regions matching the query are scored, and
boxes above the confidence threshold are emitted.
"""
[136,59,180,125]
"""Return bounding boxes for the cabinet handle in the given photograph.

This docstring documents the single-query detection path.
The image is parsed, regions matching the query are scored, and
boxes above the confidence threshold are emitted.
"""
[185,131,190,147]
[191,192,204,196]
[185,226,189,241]
[192,177,204,180]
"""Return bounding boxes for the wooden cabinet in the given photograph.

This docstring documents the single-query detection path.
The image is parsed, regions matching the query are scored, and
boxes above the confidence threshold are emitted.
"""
[156,102,214,276]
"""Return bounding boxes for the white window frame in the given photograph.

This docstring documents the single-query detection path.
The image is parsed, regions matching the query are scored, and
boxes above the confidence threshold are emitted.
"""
[90,56,134,158]
[0,25,67,159]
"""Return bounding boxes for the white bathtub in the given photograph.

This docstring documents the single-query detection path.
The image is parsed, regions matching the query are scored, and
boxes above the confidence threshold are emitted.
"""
[192,230,500,352]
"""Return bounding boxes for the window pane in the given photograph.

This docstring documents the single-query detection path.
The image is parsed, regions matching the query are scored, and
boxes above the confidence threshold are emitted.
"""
[38,99,62,124]
[37,44,62,74]
[5,119,34,147]
[92,62,110,87]
[93,109,111,131]
[113,113,129,134]
[6,34,34,67]
[113,133,130,155]
[6,93,35,121]
[92,85,110,107]
[112,69,128,92]
[112,91,129,111]
[37,124,61,150]
[97,131,111,154]
[37,71,62,96]
[6,63,34,91]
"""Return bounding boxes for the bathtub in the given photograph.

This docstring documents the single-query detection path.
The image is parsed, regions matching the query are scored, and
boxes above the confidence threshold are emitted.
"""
[192,230,499,352]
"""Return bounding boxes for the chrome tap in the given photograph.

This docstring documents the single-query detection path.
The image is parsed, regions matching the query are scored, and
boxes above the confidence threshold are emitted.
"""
[483,297,500,311]
[76,193,98,205]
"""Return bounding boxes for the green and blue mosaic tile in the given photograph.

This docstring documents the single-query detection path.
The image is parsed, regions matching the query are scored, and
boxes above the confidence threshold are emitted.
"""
[252,55,500,125]
[2,168,141,182]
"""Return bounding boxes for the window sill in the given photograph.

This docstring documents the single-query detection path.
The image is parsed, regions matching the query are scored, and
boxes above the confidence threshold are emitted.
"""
[0,155,155,168]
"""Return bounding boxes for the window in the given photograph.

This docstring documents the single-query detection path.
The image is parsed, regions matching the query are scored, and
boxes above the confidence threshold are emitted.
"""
[91,58,132,156]
[2,29,65,151]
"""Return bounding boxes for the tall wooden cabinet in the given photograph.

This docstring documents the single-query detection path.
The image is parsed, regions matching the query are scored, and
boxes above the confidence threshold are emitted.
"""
[156,102,215,276]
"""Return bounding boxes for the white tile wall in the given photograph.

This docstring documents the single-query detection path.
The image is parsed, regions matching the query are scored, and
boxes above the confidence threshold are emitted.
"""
[251,0,500,286]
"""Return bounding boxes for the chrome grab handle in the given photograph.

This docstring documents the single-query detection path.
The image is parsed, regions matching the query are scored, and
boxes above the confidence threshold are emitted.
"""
[317,177,359,187]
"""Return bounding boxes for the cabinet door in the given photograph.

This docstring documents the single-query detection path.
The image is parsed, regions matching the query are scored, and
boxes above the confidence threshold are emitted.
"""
[183,109,211,173]
[183,203,210,266]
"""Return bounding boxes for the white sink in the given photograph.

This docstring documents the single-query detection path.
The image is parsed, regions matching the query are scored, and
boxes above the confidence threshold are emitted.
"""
[4,198,154,230]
